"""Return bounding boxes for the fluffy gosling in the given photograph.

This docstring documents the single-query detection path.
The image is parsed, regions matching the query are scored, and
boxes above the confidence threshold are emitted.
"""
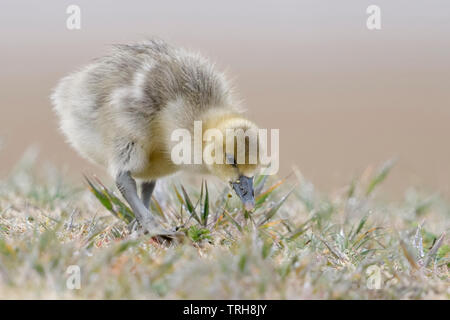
[51,39,260,237]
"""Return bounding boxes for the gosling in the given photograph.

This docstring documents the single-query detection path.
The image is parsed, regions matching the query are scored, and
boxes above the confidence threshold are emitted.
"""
[51,39,260,237]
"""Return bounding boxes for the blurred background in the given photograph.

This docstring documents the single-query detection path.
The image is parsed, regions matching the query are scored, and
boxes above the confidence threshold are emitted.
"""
[0,0,449,197]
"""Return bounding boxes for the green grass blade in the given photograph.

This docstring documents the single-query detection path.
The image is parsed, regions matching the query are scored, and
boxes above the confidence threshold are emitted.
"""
[85,175,135,224]
[181,185,200,223]
[223,210,242,233]
[102,189,135,224]
[202,180,209,226]
[255,178,287,207]
[365,159,395,196]
[258,187,294,227]
[150,196,167,222]
[173,185,185,206]
[254,175,269,196]
[423,233,446,267]
[351,215,368,240]
[84,176,113,212]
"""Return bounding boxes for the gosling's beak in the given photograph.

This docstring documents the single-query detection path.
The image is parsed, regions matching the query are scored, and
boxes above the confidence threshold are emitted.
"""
[231,175,255,211]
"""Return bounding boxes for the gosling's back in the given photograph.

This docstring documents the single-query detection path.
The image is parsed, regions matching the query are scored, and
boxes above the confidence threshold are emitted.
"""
[51,39,238,178]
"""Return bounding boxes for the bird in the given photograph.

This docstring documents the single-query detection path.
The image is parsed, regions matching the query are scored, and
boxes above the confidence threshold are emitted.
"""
[51,39,261,238]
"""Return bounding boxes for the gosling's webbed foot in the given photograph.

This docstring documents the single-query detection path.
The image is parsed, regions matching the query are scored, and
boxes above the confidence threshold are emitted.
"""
[152,231,185,245]
[128,221,184,244]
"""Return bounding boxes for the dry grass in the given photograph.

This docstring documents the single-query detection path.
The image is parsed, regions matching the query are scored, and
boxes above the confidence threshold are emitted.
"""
[0,149,448,299]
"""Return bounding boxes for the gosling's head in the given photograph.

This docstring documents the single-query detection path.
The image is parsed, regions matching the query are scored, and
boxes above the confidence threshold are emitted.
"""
[203,115,262,211]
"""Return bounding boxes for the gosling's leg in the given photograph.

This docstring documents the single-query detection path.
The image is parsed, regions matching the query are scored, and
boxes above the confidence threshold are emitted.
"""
[116,171,168,236]
[141,180,156,209]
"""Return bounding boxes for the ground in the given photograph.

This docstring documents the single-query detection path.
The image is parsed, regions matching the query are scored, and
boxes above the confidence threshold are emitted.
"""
[0,149,448,299]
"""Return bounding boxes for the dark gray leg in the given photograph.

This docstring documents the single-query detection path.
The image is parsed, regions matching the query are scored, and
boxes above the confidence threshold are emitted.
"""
[116,171,168,235]
[141,181,156,209]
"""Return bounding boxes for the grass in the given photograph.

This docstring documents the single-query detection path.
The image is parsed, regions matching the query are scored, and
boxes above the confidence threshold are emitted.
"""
[0,150,448,299]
